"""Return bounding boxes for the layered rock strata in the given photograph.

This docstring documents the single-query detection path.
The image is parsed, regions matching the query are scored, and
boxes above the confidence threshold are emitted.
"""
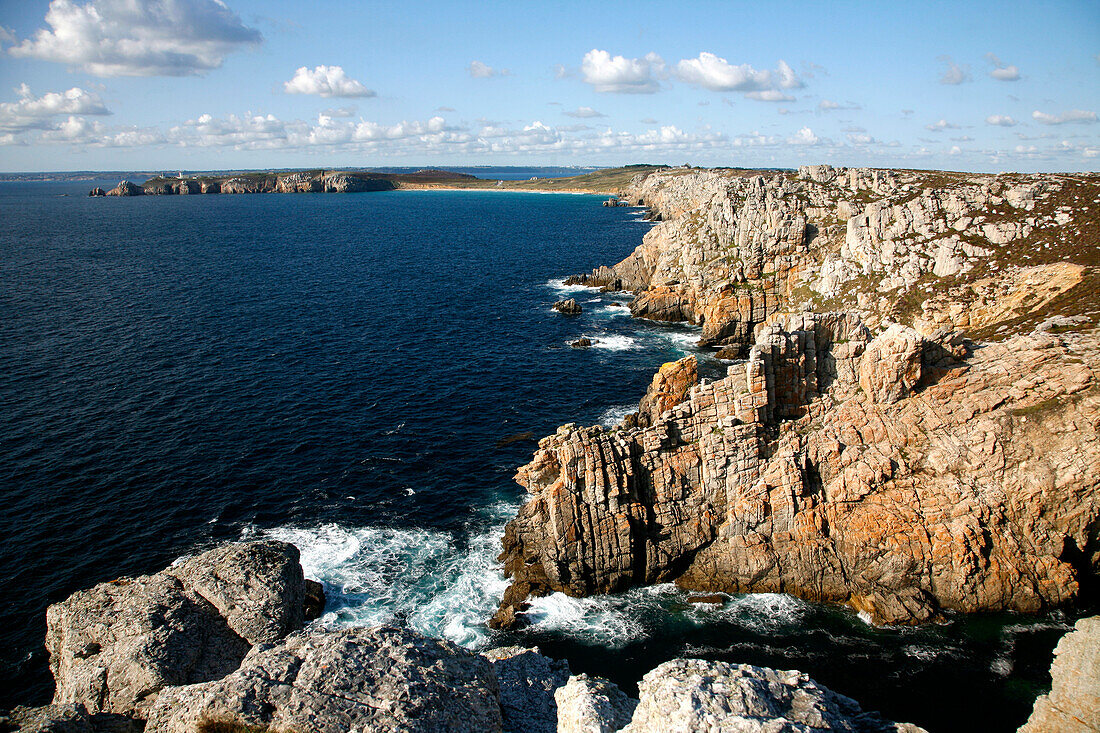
[497,312,1100,625]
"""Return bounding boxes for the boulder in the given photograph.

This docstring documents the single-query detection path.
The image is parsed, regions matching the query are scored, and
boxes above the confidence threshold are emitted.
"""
[0,704,95,733]
[554,299,583,315]
[555,674,638,733]
[570,337,597,348]
[481,646,570,733]
[145,627,504,733]
[87,188,105,197]
[620,659,926,733]
[45,541,305,719]
[859,324,924,404]
[1019,616,1100,733]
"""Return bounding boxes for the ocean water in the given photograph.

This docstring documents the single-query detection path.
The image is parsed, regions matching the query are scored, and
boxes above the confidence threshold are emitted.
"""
[0,180,1077,731]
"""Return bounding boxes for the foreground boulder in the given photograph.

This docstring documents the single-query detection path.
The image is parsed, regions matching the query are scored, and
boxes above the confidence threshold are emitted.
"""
[1019,616,1100,733]
[45,541,305,718]
[483,646,571,733]
[145,627,504,733]
[618,659,926,733]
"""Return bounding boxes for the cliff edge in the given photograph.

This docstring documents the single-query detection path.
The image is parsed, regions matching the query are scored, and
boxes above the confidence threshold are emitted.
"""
[497,165,1100,627]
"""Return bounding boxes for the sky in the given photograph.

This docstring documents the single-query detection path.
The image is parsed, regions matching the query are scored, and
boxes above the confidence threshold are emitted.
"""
[0,0,1097,173]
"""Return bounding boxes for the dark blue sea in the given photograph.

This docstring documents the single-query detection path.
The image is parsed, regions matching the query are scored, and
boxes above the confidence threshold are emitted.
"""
[0,177,1075,731]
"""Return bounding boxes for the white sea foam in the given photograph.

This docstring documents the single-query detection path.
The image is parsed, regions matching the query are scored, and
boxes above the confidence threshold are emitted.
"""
[545,278,598,295]
[599,403,636,427]
[591,335,639,351]
[594,305,630,318]
[256,506,516,649]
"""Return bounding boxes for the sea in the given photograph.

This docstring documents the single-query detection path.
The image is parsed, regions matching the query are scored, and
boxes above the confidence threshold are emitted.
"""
[0,170,1082,731]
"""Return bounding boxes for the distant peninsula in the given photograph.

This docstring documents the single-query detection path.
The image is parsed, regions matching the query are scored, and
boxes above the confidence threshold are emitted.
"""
[88,165,668,197]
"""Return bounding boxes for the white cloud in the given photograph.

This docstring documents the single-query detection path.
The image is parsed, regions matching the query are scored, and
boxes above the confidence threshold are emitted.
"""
[284,65,374,98]
[673,52,793,92]
[0,84,111,133]
[746,90,793,102]
[787,126,819,145]
[985,114,1017,126]
[563,106,605,118]
[9,0,262,77]
[0,26,15,44]
[322,106,357,118]
[925,119,959,131]
[580,49,665,93]
[1032,109,1097,125]
[468,60,509,78]
[938,56,971,85]
[985,53,1020,81]
[847,132,878,145]
[818,99,860,112]
[949,146,962,155]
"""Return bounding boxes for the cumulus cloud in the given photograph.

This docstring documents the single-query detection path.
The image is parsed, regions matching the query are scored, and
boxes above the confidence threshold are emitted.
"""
[985,114,1017,126]
[563,106,605,118]
[0,84,111,133]
[468,60,509,78]
[9,0,262,77]
[925,119,960,131]
[787,127,820,145]
[985,53,1020,81]
[938,56,971,85]
[284,65,374,98]
[0,26,15,45]
[1032,109,1097,125]
[580,49,665,93]
[674,52,801,93]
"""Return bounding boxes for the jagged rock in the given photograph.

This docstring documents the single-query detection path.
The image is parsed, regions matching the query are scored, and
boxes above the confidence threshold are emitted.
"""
[45,541,306,718]
[482,646,570,733]
[555,674,638,733]
[1019,616,1100,733]
[858,325,924,404]
[620,659,926,733]
[498,313,1100,624]
[166,541,305,644]
[144,627,504,733]
[0,704,94,733]
[571,337,597,348]
[87,188,105,197]
[105,181,143,197]
[555,299,583,315]
[198,181,219,194]
[637,356,698,426]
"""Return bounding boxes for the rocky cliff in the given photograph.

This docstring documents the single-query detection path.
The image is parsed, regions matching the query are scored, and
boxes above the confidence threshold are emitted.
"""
[1019,616,1100,732]
[497,165,1100,627]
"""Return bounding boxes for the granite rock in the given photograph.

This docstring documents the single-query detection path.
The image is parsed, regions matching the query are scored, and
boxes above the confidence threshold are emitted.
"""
[1019,616,1100,733]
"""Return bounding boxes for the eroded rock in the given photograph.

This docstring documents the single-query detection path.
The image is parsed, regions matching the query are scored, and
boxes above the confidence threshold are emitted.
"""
[145,627,503,733]
[1019,616,1100,733]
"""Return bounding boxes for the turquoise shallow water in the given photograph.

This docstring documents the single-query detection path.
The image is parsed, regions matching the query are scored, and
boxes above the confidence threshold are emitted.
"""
[0,180,1081,731]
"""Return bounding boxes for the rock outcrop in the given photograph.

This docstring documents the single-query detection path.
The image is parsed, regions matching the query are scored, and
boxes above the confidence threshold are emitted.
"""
[44,541,306,719]
[498,312,1100,625]
[500,164,1100,627]
[105,181,143,197]
[620,659,925,733]
[1019,616,1100,733]
[145,627,505,733]
[555,674,638,733]
[555,298,583,315]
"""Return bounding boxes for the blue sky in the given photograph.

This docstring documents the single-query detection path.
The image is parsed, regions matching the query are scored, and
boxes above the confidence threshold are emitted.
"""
[0,0,1097,172]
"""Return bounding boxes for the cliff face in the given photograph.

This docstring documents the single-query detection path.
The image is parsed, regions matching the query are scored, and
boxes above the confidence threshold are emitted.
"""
[497,165,1100,626]
[104,171,396,196]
